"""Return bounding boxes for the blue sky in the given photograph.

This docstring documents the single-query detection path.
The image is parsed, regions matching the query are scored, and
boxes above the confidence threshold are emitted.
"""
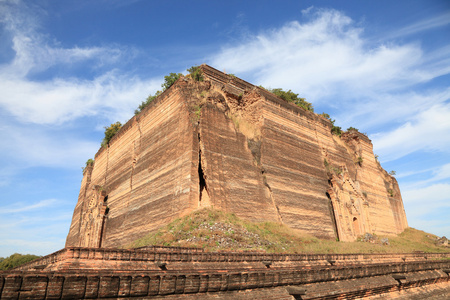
[0,0,449,257]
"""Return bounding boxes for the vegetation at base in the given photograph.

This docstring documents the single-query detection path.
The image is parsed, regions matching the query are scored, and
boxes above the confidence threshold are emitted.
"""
[101,122,122,148]
[268,88,314,112]
[0,253,41,270]
[320,113,342,137]
[82,158,94,173]
[129,208,449,254]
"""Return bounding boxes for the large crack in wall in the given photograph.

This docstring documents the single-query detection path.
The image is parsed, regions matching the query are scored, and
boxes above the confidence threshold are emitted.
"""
[197,132,211,207]
[248,138,283,223]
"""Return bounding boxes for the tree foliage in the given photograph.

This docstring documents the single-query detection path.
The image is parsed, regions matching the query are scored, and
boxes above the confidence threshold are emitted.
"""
[320,113,342,136]
[269,88,314,112]
[135,71,186,115]
[347,127,359,132]
[0,253,41,270]
[101,122,122,148]
[187,65,203,81]
[161,72,182,91]
[134,91,162,115]
[82,158,94,173]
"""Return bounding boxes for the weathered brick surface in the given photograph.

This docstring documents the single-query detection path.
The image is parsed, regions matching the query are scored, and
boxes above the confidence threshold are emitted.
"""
[84,276,99,298]
[14,247,450,273]
[2,275,21,299]
[45,276,64,300]
[2,250,449,299]
[129,275,149,296]
[98,275,120,298]
[19,275,48,300]
[368,281,450,300]
[60,276,86,299]
[65,65,408,249]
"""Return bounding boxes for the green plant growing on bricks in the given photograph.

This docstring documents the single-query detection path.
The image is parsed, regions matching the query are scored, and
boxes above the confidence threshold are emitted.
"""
[268,88,314,112]
[135,67,204,116]
[388,189,394,197]
[135,91,162,115]
[356,156,363,166]
[134,72,182,115]
[82,158,94,173]
[187,65,204,82]
[320,113,342,137]
[161,72,182,91]
[101,122,122,148]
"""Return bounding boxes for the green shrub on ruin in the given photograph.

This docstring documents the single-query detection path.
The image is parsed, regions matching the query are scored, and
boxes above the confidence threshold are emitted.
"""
[135,91,162,115]
[101,122,122,148]
[187,65,203,82]
[356,156,363,166]
[269,88,314,112]
[134,72,183,115]
[161,72,182,91]
[320,113,342,137]
[82,158,94,173]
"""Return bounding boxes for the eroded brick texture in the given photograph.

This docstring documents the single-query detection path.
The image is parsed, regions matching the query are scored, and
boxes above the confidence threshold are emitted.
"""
[2,247,450,299]
[66,65,408,249]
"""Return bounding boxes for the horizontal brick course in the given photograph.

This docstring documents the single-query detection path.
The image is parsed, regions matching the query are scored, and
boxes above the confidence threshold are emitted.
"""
[2,248,449,299]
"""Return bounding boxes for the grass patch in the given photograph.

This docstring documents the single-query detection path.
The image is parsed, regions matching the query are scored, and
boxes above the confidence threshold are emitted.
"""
[128,208,449,254]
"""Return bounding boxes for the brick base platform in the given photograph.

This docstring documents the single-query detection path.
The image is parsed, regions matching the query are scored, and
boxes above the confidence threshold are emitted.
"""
[1,247,449,299]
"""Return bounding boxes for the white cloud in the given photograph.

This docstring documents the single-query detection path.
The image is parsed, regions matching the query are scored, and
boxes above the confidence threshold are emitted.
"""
[432,163,450,182]
[6,33,125,77]
[342,88,450,131]
[0,122,99,169]
[0,72,159,124]
[372,103,450,162]
[403,183,450,206]
[0,0,159,125]
[387,11,450,39]
[402,183,450,237]
[209,8,448,102]
[0,199,57,214]
[1,0,126,75]
[0,196,73,256]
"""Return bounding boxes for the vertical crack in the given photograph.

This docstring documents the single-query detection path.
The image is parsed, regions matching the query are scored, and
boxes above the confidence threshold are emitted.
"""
[198,133,210,207]
[262,171,283,223]
[326,189,339,241]
[249,138,283,223]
